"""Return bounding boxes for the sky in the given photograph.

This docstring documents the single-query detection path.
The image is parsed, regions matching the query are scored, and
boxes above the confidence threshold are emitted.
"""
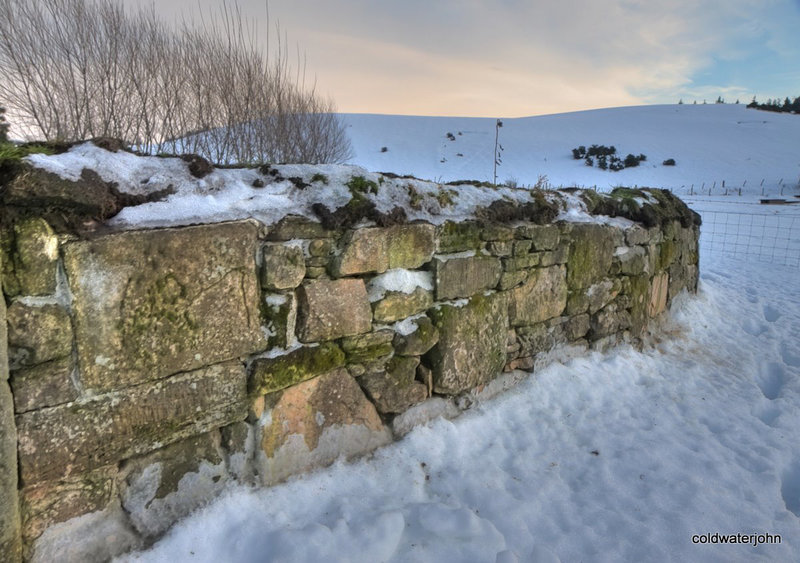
[121,0,800,118]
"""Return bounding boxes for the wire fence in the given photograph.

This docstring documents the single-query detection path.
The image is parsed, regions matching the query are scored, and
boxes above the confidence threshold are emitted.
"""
[697,210,800,268]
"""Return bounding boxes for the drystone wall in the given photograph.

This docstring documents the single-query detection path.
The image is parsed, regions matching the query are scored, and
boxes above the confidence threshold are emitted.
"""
[1,191,699,562]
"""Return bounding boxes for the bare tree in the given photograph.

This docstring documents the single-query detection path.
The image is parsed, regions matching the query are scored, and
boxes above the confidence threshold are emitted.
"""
[0,0,352,164]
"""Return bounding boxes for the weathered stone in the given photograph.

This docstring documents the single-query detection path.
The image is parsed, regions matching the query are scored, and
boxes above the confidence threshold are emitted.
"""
[12,218,60,296]
[340,331,394,364]
[0,269,7,382]
[305,266,327,278]
[648,272,669,317]
[498,270,530,290]
[10,358,77,413]
[437,221,483,253]
[221,422,254,482]
[585,278,622,314]
[63,221,266,392]
[509,265,567,326]
[20,465,117,548]
[566,314,591,340]
[505,356,534,372]
[427,292,509,394]
[359,356,427,414]
[627,275,650,336]
[304,255,328,268]
[120,432,227,538]
[27,505,140,563]
[433,255,502,300]
[261,244,305,290]
[16,361,247,485]
[266,215,336,241]
[334,224,435,275]
[3,166,122,229]
[513,240,533,255]
[6,303,72,369]
[263,293,297,349]
[487,241,513,256]
[308,239,333,257]
[256,368,391,485]
[590,304,631,339]
[567,223,617,289]
[1,379,21,562]
[503,254,541,271]
[372,287,433,323]
[479,225,514,241]
[616,246,647,275]
[392,397,460,437]
[657,240,678,270]
[625,225,650,246]
[0,249,21,562]
[296,278,372,342]
[514,224,560,250]
[539,244,569,267]
[249,343,346,396]
[393,316,440,356]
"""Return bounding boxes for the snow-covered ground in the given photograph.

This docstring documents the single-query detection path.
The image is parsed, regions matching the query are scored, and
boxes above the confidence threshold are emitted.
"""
[343,104,800,198]
[114,105,800,562]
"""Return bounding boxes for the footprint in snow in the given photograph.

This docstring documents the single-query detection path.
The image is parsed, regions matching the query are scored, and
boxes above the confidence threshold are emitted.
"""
[746,286,759,304]
[763,304,781,323]
[781,460,800,517]
[756,362,787,400]
[754,403,781,427]
[781,344,800,368]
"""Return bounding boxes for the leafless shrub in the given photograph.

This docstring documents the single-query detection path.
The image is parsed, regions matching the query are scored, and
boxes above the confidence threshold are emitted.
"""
[0,0,352,164]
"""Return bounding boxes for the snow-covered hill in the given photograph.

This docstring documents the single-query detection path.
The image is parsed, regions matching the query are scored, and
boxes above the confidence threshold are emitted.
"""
[343,104,800,197]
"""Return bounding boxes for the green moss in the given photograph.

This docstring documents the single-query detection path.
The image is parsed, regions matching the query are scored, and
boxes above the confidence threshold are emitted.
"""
[437,221,482,253]
[435,188,457,208]
[120,274,200,369]
[658,240,678,270]
[310,173,329,185]
[249,342,345,396]
[346,175,379,196]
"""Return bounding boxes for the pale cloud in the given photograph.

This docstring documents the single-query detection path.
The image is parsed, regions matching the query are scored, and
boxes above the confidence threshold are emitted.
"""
[122,0,800,116]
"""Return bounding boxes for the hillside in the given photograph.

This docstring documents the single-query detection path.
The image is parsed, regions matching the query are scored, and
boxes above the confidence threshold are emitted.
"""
[343,104,800,197]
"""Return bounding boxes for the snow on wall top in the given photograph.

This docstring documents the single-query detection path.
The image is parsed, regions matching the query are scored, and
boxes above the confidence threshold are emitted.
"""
[23,142,634,231]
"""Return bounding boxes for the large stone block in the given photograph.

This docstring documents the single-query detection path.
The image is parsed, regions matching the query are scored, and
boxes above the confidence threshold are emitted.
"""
[436,221,483,253]
[120,432,227,538]
[567,224,617,290]
[649,272,669,317]
[1,380,22,562]
[433,255,502,300]
[372,287,433,323]
[16,361,247,485]
[249,343,346,396]
[261,244,305,290]
[256,368,391,485]
[6,303,72,369]
[10,358,77,413]
[514,224,560,250]
[296,278,372,342]
[11,218,60,297]
[20,465,117,549]
[509,265,567,326]
[63,221,266,392]
[334,224,435,276]
[0,252,20,561]
[427,292,509,394]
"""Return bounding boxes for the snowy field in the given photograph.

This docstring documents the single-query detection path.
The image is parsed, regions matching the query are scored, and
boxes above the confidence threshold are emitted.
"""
[117,105,800,562]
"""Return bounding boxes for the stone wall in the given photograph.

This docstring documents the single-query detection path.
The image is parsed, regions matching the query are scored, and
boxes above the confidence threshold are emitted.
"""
[0,191,699,562]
